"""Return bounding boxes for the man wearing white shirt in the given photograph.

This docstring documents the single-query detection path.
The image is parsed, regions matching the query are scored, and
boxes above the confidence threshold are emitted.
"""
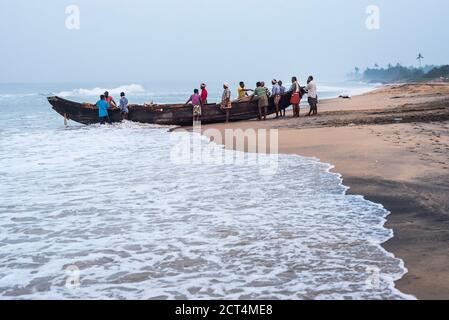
[307,76,318,116]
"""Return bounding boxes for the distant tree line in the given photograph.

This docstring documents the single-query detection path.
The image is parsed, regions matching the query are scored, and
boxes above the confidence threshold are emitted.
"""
[348,64,449,83]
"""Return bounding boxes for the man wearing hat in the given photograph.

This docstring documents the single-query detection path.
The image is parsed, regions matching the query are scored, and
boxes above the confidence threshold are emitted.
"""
[221,83,232,123]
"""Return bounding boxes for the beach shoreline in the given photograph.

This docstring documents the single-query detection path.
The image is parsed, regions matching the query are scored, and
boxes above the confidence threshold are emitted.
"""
[190,83,449,300]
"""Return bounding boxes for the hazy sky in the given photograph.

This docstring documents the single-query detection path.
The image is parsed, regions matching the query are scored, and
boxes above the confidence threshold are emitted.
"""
[1,0,448,83]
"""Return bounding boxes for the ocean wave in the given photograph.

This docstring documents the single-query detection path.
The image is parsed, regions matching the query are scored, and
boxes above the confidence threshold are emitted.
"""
[55,84,146,98]
[318,84,376,94]
[0,93,38,100]
[318,85,349,92]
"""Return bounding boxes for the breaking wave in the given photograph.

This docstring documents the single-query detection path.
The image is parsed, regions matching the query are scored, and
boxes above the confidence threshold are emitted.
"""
[55,84,146,98]
[317,84,380,98]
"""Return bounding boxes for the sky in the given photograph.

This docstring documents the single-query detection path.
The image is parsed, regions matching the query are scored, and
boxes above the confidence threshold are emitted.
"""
[0,0,448,83]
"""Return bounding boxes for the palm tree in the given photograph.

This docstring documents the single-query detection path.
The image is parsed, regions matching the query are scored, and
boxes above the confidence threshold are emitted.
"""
[417,53,424,68]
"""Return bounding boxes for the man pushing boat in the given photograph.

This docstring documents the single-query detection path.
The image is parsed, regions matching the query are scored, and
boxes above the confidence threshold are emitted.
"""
[96,95,112,125]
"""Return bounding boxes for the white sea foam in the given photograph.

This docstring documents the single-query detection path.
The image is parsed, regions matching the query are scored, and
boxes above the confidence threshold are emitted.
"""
[317,84,380,98]
[0,121,414,300]
[55,84,146,98]
[0,93,38,100]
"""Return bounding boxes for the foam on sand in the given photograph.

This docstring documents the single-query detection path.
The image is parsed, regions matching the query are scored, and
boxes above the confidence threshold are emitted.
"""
[0,121,414,300]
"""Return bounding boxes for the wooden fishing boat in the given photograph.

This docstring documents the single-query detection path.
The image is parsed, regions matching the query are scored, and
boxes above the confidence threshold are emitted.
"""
[47,93,292,126]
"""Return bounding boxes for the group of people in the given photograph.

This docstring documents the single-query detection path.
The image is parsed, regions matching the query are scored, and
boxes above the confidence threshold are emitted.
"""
[96,76,318,125]
[186,76,318,123]
[95,91,129,124]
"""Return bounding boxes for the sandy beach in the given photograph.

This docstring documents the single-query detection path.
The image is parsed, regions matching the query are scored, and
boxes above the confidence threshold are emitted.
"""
[196,83,449,300]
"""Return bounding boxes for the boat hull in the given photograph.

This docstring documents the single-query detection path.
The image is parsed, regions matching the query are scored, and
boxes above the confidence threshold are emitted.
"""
[48,94,292,126]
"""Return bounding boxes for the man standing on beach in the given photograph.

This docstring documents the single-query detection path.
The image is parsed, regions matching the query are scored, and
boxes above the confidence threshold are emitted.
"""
[288,77,302,117]
[261,81,271,98]
[96,95,111,125]
[272,79,282,118]
[221,83,232,123]
[200,83,208,105]
[307,76,318,116]
[253,82,269,121]
[278,80,286,117]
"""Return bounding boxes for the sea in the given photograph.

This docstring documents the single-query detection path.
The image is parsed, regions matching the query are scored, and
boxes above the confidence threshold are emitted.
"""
[0,82,415,300]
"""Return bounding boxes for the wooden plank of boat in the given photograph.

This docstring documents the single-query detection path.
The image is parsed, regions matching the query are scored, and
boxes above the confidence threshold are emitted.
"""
[47,93,292,126]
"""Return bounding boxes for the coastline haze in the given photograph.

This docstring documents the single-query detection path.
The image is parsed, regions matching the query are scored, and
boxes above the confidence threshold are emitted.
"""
[1,0,448,84]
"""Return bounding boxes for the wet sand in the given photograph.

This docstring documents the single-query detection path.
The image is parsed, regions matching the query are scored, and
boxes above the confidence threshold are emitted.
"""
[196,83,449,300]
